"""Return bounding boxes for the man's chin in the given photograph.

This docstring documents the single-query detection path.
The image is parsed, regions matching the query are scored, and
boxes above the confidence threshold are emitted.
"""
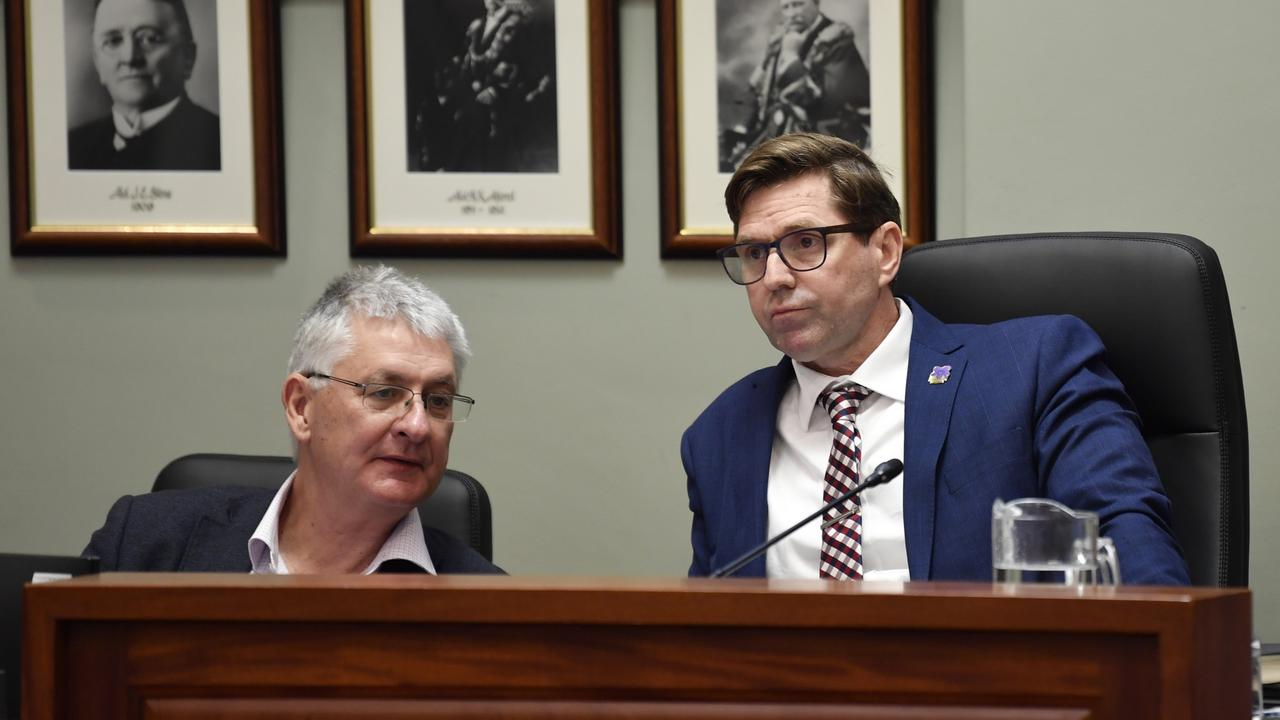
[365,476,432,509]
[111,90,180,113]
[110,87,154,104]
[369,461,443,497]
[767,331,817,362]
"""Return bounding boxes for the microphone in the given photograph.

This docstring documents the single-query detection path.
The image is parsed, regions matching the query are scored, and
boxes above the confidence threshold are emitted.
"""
[709,458,904,579]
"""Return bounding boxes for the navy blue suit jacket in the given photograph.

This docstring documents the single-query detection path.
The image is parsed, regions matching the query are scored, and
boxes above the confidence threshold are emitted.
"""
[83,486,503,575]
[682,298,1189,585]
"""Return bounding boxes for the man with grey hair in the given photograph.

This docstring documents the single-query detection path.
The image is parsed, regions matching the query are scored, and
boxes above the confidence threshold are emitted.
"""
[84,266,500,575]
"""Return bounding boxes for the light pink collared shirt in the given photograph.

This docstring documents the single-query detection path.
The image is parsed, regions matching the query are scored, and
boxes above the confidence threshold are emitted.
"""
[765,298,912,581]
[248,472,436,575]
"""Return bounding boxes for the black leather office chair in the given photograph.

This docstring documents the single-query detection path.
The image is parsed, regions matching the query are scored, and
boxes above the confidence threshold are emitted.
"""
[153,453,493,561]
[894,232,1248,586]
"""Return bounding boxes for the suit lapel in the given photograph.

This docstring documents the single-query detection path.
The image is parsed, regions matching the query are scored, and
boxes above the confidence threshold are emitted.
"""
[178,490,274,572]
[901,298,965,580]
[730,359,794,577]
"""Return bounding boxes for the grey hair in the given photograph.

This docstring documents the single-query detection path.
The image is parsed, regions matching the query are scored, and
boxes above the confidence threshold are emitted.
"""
[287,265,471,381]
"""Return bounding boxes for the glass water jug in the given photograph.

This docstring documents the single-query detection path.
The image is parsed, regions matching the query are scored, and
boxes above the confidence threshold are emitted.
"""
[991,498,1120,586]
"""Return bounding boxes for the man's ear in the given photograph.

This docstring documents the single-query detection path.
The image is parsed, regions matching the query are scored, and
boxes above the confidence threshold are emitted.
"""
[872,221,904,288]
[282,374,313,443]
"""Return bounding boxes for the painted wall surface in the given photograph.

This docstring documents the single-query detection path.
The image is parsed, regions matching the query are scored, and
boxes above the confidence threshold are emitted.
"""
[934,0,1280,637]
[1,0,1276,635]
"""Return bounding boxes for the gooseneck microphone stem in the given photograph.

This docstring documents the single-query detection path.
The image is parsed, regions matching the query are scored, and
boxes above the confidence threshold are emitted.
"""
[709,458,904,579]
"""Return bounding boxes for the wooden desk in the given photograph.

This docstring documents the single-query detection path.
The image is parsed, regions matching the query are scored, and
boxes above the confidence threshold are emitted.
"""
[23,575,1249,719]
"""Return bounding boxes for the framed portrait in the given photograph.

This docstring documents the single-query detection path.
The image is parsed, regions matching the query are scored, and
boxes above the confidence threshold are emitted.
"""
[659,0,933,257]
[347,0,620,258]
[7,0,284,255]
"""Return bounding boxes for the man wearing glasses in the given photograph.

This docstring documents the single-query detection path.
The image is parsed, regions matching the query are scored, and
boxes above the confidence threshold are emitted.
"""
[684,132,1188,584]
[84,266,500,575]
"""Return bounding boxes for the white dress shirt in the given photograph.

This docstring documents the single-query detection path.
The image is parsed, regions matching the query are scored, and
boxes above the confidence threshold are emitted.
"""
[248,472,437,575]
[765,299,913,580]
[111,95,182,149]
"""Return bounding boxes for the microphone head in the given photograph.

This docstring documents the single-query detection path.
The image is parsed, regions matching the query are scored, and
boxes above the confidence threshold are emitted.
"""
[866,459,904,488]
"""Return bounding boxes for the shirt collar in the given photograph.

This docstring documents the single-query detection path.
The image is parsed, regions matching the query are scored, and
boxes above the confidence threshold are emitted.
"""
[790,297,914,429]
[111,95,182,139]
[248,471,436,575]
[365,507,436,575]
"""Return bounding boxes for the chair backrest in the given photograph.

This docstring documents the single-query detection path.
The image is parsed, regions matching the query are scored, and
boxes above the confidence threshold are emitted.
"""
[153,453,493,561]
[894,232,1248,587]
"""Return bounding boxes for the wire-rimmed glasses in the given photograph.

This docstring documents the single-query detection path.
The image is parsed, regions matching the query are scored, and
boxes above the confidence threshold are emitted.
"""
[307,373,474,422]
[715,223,866,285]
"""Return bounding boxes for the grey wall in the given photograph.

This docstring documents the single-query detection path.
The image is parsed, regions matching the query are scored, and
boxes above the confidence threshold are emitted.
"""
[1,1,1276,634]
[934,0,1280,637]
[0,0,775,580]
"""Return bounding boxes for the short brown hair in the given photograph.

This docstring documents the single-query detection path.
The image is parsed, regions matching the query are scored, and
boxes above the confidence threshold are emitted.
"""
[724,133,901,236]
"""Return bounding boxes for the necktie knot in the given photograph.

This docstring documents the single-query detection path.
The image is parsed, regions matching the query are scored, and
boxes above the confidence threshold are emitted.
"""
[819,380,869,425]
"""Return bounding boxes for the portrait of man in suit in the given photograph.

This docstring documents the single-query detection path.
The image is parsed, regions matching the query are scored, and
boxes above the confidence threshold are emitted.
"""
[717,0,871,172]
[687,132,1189,585]
[65,0,221,171]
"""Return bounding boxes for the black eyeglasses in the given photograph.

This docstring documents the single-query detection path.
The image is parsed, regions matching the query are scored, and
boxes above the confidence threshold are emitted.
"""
[307,373,475,423]
[715,223,865,285]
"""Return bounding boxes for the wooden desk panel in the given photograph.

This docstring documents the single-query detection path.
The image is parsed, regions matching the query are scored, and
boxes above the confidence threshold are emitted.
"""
[22,575,1250,720]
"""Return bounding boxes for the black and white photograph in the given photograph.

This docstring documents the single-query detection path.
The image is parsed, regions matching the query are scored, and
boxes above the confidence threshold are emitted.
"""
[63,0,222,172]
[716,0,870,172]
[404,0,558,173]
[660,0,930,256]
[8,1,284,254]
[349,0,618,257]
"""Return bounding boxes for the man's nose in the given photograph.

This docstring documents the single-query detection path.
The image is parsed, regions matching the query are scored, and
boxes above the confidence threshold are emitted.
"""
[760,250,796,290]
[123,37,144,64]
[393,398,435,442]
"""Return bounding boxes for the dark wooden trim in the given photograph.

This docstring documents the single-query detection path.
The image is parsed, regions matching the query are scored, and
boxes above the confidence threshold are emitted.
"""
[901,0,934,249]
[23,576,1251,720]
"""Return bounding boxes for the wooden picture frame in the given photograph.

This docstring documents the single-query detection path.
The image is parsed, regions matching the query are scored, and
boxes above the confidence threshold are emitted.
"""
[7,0,285,255]
[659,0,933,257]
[347,0,620,258]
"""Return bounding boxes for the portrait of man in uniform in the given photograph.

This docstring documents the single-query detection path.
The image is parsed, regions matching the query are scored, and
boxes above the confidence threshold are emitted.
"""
[64,0,221,172]
[404,0,559,173]
[717,0,870,172]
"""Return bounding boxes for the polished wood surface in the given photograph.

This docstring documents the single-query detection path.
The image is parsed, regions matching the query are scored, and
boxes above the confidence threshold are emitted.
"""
[24,575,1249,719]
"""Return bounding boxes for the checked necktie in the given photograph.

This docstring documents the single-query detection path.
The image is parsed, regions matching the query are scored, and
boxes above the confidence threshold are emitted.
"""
[818,380,871,580]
